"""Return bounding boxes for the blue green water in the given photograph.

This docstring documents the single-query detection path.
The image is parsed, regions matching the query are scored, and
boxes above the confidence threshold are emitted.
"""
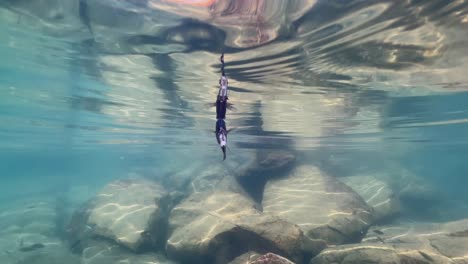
[1,0,468,263]
[1,0,468,220]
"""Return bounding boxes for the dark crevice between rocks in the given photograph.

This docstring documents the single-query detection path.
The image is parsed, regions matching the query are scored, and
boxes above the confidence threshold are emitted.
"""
[66,200,97,254]
[300,237,328,263]
[212,227,292,264]
[139,193,183,253]
[170,227,292,264]
[54,188,91,256]
[66,190,182,256]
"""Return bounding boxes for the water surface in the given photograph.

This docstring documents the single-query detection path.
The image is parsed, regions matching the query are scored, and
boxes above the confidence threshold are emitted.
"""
[1,0,468,222]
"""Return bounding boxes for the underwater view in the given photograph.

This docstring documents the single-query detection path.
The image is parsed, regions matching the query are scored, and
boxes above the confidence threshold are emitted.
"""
[1,0,468,263]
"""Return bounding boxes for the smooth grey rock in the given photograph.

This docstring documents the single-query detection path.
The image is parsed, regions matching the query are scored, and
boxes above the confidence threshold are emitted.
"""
[360,219,468,263]
[81,240,175,264]
[263,165,374,245]
[429,219,468,260]
[188,164,235,194]
[431,237,468,259]
[374,166,445,220]
[161,152,257,194]
[166,176,313,264]
[309,243,454,264]
[67,179,170,252]
[339,175,400,222]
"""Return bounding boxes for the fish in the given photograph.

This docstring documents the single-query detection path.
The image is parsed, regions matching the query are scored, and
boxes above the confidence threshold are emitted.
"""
[448,230,468,237]
[19,243,45,252]
[70,240,81,251]
[418,251,434,261]
[373,229,384,235]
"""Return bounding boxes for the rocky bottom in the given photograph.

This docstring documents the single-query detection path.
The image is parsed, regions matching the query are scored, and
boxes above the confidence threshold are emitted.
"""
[1,160,467,264]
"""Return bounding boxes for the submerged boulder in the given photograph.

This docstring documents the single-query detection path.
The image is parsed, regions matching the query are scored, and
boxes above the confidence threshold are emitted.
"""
[309,243,455,264]
[358,219,468,264]
[166,176,317,264]
[430,219,468,260]
[262,165,374,245]
[81,240,176,264]
[67,179,171,252]
[338,175,400,222]
[372,165,444,220]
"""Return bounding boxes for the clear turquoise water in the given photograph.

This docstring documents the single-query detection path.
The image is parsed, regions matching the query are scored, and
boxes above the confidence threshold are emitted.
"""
[1,0,468,259]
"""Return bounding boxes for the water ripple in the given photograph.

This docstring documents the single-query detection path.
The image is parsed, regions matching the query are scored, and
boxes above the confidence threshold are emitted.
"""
[0,0,467,151]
